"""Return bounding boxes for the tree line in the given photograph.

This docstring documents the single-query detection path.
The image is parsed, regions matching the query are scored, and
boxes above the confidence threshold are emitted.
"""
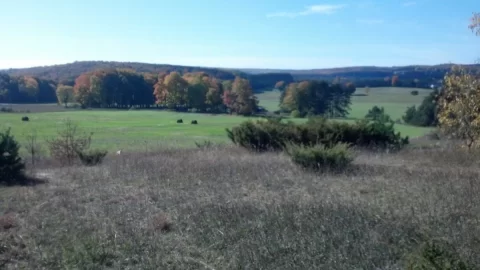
[64,69,259,115]
[0,73,57,104]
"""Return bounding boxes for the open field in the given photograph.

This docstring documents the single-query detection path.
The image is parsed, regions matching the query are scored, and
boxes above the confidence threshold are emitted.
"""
[0,87,433,153]
[256,87,433,121]
[1,146,479,269]
[350,87,433,121]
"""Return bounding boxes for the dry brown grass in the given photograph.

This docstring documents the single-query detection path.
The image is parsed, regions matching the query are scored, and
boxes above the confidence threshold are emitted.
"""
[0,145,479,269]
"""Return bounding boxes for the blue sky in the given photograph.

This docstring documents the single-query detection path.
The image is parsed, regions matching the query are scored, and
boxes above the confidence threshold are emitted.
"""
[0,0,478,69]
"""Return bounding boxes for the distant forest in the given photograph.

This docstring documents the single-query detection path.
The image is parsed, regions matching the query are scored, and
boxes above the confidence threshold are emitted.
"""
[1,61,480,105]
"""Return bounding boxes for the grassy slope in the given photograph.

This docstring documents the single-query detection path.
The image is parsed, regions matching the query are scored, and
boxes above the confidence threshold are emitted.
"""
[1,147,479,269]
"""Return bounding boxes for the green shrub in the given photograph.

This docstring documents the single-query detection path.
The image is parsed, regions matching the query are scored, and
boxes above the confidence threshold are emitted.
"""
[226,117,409,152]
[291,110,302,118]
[76,149,108,166]
[411,90,419,96]
[226,119,299,151]
[406,239,473,270]
[0,128,26,185]
[285,143,353,172]
[365,106,393,123]
[403,90,438,127]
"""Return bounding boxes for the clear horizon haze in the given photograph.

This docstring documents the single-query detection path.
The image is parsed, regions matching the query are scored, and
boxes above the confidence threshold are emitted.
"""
[1,0,478,69]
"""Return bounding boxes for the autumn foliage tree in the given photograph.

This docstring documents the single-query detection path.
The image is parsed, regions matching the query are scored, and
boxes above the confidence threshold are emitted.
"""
[223,77,258,115]
[391,75,399,87]
[56,85,74,107]
[274,81,286,90]
[153,72,225,112]
[437,66,480,149]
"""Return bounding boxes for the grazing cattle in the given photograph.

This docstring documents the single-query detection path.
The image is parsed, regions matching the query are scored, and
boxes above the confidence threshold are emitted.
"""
[177,119,183,123]
[116,150,122,155]
[21,116,29,121]
[191,120,198,125]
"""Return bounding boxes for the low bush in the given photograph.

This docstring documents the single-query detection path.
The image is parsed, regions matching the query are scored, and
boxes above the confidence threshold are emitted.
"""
[47,119,93,166]
[291,110,302,118]
[285,143,353,172]
[76,149,108,166]
[406,239,473,270]
[411,90,419,96]
[0,107,13,113]
[0,128,26,185]
[195,140,214,149]
[226,117,409,152]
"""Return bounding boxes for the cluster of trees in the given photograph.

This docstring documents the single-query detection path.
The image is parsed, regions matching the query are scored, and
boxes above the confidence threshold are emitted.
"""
[0,73,57,104]
[402,90,438,127]
[279,80,356,118]
[72,69,155,108]
[153,72,257,114]
[68,69,259,115]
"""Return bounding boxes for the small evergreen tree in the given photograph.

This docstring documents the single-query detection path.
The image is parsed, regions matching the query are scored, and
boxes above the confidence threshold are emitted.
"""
[0,128,26,185]
[365,106,393,123]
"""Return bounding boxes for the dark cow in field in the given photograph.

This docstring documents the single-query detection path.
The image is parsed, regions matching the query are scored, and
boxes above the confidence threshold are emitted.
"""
[177,119,183,123]
[21,116,29,121]
[191,120,198,125]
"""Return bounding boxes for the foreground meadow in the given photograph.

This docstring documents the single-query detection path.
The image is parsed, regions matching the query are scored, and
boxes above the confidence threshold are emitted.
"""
[1,145,479,269]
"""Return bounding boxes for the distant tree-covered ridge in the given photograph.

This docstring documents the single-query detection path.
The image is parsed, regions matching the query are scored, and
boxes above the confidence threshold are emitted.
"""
[3,61,295,93]
[5,61,480,93]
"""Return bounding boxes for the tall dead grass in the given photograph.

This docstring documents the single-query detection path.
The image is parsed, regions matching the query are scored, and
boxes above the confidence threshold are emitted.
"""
[1,145,479,269]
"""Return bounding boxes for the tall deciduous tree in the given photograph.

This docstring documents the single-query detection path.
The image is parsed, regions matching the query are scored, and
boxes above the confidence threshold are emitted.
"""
[223,77,257,115]
[274,81,286,90]
[18,76,40,102]
[391,75,399,87]
[56,85,74,107]
[73,73,92,108]
[204,77,224,112]
[186,75,208,111]
[437,66,480,149]
[164,72,189,109]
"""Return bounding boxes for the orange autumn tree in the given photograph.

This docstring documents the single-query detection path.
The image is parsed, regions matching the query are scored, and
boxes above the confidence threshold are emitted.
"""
[18,76,39,102]
[391,75,399,87]
[274,80,286,90]
[153,72,168,106]
[223,76,258,115]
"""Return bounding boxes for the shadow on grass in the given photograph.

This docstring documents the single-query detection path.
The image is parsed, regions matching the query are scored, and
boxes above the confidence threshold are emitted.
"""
[0,174,48,187]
